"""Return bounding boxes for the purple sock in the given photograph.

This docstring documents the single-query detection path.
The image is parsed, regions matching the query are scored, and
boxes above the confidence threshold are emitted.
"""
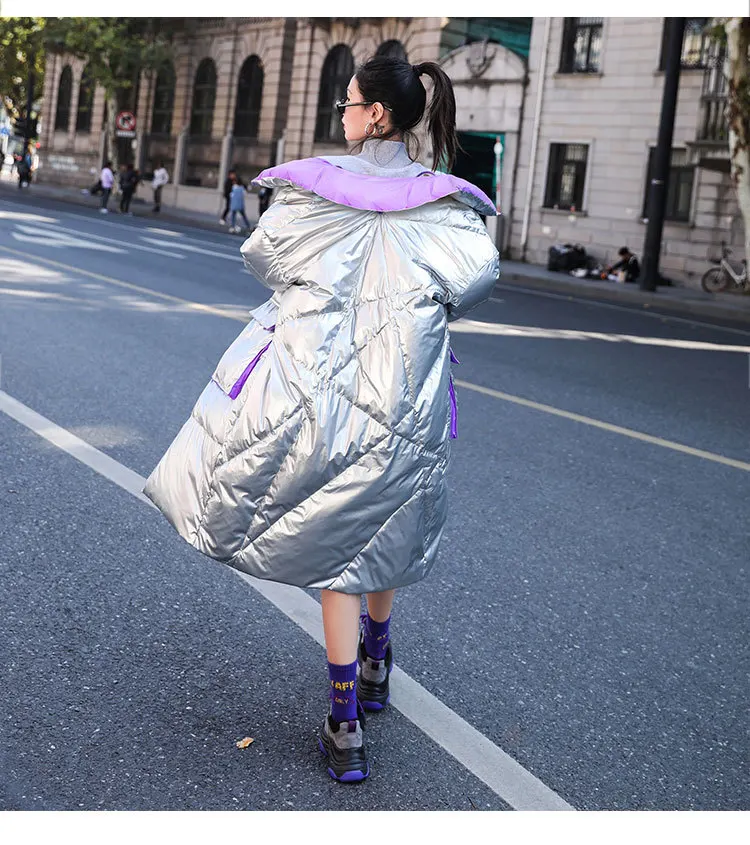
[364,613,391,660]
[328,660,358,723]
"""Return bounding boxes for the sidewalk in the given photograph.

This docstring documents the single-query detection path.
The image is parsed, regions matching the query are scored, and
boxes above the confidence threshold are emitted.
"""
[499,259,750,328]
[5,178,750,327]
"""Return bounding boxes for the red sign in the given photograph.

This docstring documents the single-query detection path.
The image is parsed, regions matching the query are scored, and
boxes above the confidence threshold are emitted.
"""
[115,111,136,132]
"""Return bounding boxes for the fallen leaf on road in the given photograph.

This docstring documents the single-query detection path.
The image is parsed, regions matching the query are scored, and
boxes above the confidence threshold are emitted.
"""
[236,737,255,749]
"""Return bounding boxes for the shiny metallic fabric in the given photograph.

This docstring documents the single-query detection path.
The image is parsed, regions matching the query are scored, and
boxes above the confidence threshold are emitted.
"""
[144,161,499,594]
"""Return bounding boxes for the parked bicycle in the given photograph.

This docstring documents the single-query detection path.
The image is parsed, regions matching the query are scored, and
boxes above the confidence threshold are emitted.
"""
[701,241,748,293]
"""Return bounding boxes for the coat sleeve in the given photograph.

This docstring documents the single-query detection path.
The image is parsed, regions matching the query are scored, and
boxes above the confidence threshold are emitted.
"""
[239,189,303,292]
[420,208,500,322]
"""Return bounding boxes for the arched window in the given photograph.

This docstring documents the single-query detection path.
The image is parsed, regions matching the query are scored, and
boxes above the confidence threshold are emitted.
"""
[190,58,217,138]
[376,40,408,61]
[55,66,73,131]
[151,63,175,136]
[75,65,94,133]
[314,45,354,143]
[233,56,264,139]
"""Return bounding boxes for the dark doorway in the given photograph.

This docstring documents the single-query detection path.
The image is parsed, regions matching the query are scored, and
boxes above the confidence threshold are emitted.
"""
[452,131,503,207]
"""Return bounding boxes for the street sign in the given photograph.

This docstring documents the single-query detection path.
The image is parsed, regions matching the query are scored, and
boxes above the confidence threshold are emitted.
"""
[116,111,136,132]
[115,111,137,137]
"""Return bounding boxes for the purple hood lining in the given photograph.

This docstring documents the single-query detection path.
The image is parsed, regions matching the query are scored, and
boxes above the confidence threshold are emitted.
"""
[252,158,497,217]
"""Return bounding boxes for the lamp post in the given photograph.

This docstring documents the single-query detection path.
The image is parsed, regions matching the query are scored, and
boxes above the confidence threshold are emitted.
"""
[494,135,504,252]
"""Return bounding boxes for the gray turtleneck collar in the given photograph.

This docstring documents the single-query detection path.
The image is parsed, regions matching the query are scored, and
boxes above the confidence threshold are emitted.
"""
[318,139,429,178]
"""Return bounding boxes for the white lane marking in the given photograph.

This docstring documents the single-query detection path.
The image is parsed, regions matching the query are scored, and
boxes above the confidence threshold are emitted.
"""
[146,228,183,237]
[0,196,233,254]
[0,388,574,811]
[0,244,249,322]
[8,221,185,260]
[141,237,243,262]
[450,319,750,354]
[0,210,59,224]
[455,379,750,473]
[12,224,125,254]
[491,285,750,340]
[0,391,155,508]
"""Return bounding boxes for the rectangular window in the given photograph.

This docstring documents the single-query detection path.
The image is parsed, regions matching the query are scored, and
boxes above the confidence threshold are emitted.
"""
[641,148,694,222]
[543,143,589,211]
[559,18,603,73]
[659,18,710,69]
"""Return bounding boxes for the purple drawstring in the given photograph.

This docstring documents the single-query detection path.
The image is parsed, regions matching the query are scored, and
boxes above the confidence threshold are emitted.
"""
[448,346,459,440]
[228,327,275,400]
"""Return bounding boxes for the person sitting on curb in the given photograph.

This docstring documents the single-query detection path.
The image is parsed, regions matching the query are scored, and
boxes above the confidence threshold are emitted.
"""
[603,246,640,283]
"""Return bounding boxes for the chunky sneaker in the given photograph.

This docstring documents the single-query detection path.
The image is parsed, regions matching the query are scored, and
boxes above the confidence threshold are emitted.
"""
[356,627,393,711]
[318,704,369,782]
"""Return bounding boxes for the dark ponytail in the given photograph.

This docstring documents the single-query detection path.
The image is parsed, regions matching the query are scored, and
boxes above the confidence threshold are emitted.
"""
[354,56,460,171]
[411,62,458,172]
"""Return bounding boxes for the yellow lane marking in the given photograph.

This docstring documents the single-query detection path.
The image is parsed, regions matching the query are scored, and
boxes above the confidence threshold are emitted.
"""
[4,244,746,473]
[454,379,750,473]
[0,244,248,323]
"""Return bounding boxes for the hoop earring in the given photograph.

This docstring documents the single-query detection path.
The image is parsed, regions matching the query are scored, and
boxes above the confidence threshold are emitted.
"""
[365,122,375,137]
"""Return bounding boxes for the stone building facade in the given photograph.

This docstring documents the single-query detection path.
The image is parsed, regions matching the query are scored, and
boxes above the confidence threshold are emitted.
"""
[37,17,529,235]
[509,17,740,285]
[37,17,737,287]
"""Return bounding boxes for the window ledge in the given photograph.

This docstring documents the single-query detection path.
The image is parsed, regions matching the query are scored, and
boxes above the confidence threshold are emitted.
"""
[653,67,706,75]
[639,217,694,228]
[541,207,589,218]
[554,71,603,79]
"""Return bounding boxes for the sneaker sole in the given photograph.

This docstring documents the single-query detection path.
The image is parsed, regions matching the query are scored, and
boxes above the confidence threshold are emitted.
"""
[360,698,389,711]
[317,738,369,783]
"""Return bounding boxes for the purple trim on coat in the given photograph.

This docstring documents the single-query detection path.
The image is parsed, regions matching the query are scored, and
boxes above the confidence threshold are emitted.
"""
[252,159,497,217]
[449,348,461,365]
[448,377,458,440]
[228,338,273,400]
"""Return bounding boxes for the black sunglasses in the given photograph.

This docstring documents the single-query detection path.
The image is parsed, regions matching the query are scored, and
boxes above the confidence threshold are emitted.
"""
[335,99,393,116]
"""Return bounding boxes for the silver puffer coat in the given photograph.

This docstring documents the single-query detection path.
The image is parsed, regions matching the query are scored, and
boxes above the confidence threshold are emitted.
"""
[144,142,500,593]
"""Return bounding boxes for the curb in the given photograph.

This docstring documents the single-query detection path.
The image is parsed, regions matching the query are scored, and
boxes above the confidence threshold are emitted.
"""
[498,267,750,328]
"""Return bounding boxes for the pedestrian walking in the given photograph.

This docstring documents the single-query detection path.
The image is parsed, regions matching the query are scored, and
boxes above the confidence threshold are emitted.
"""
[152,161,169,213]
[143,55,499,784]
[16,147,33,189]
[99,161,114,213]
[119,163,138,214]
[219,169,236,225]
[228,175,251,233]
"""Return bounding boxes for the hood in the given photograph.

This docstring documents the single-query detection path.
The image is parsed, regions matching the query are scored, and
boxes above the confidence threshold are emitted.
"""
[252,158,497,217]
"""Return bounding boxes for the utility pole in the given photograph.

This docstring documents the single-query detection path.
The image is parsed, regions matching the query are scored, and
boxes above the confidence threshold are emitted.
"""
[641,18,686,291]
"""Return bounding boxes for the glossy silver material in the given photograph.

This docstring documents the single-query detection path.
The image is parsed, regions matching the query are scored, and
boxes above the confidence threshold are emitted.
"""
[144,147,499,594]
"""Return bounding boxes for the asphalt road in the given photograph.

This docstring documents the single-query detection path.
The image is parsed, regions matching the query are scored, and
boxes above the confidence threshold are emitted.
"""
[0,190,748,811]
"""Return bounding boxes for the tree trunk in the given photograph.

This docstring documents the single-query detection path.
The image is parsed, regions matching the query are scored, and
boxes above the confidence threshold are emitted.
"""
[106,95,119,177]
[725,17,750,275]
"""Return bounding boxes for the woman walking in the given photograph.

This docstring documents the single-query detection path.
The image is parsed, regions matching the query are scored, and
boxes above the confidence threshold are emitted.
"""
[228,174,251,233]
[144,56,499,783]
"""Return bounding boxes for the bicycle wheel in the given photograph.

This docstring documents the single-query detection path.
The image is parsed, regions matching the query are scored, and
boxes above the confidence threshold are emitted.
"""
[701,267,729,293]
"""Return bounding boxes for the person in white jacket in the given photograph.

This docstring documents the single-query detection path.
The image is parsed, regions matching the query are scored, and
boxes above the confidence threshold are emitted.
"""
[151,162,169,213]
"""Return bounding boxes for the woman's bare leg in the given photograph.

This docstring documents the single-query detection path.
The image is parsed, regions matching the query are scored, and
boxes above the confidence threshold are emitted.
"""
[320,590,361,665]
[365,589,395,623]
